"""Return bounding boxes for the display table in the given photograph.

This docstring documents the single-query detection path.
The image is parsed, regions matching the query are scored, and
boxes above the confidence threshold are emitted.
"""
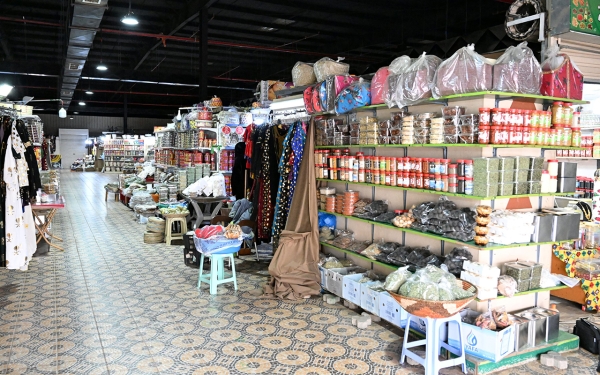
[31,197,65,251]
[551,246,599,310]
[183,195,227,229]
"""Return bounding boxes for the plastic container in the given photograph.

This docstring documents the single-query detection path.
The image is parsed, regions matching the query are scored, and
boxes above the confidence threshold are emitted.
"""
[549,175,558,193]
[464,160,473,178]
[479,108,491,126]
[448,164,457,175]
[457,160,465,177]
[478,126,490,144]
[530,111,540,127]
[552,102,564,125]
[547,159,558,177]
[540,171,551,193]
[465,177,474,195]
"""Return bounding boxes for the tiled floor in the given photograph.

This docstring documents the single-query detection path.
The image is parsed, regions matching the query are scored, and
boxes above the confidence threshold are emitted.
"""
[0,171,598,374]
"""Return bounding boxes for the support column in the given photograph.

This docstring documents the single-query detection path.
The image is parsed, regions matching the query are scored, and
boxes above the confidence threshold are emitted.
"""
[123,94,128,134]
[198,6,208,101]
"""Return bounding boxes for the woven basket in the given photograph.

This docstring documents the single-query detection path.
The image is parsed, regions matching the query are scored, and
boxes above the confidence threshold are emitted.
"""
[144,231,164,244]
[389,280,477,319]
[162,212,189,219]
[146,217,166,233]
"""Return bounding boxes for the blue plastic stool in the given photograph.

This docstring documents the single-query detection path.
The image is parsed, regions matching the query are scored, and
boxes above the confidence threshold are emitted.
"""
[197,253,238,295]
[400,313,466,375]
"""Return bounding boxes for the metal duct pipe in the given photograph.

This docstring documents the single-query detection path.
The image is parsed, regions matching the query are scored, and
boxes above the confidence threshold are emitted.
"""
[80,77,254,91]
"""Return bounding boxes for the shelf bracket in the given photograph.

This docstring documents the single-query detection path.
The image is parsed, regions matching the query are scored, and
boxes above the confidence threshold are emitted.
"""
[494,95,515,108]
[430,99,448,106]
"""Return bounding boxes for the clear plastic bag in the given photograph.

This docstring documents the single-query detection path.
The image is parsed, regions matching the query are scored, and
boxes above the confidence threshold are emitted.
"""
[493,42,541,94]
[475,311,497,330]
[443,247,473,276]
[393,53,442,107]
[361,242,382,260]
[498,275,518,298]
[333,230,354,249]
[383,266,413,293]
[389,55,413,74]
[432,44,494,98]
[319,227,335,241]
[323,256,343,269]
[291,61,317,86]
[492,306,512,329]
[314,57,350,82]
[380,242,400,254]
[388,247,411,266]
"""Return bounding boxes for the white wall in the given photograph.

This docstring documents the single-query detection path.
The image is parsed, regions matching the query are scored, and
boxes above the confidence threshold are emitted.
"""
[58,129,89,169]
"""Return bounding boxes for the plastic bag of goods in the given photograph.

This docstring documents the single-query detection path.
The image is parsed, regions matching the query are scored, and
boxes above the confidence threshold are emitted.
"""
[291,62,317,86]
[371,67,390,105]
[389,55,413,75]
[497,275,517,298]
[492,42,542,94]
[540,45,584,100]
[314,57,350,82]
[334,79,371,115]
[383,266,413,293]
[318,212,337,230]
[323,75,360,111]
[393,53,442,107]
[432,44,493,98]
[312,82,325,113]
[303,86,316,114]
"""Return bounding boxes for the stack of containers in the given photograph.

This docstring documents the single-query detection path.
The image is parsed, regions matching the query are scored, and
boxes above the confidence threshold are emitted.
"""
[186,167,195,189]
[178,170,187,191]
[442,106,480,144]
[219,150,234,172]
[557,161,577,193]
[517,156,543,194]
[390,111,407,145]
[334,120,350,146]
[461,260,500,300]
[325,195,336,212]
[473,158,500,197]
[378,120,391,145]
[334,194,344,214]
[497,157,516,196]
[343,191,359,215]
[430,117,444,144]
[504,261,543,292]
[316,118,335,146]
[358,117,378,145]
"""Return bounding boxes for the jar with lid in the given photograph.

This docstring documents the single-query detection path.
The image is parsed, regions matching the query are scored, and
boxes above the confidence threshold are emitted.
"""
[448,164,457,175]
[562,127,572,146]
[348,155,356,168]
[457,177,465,194]
[423,174,430,189]
[342,148,350,156]
[390,157,397,172]
[491,108,502,127]
[315,166,323,179]
[515,109,523,126]
[357,154,365,169]
[465,177,474,195]
[409,172,416,188]
[433,159,442,174]
[428,159,436,174]
[365,170,372,183]
[523,110,531,127]
[364,156,372,170]
[501,108,511,126]
[396,157,403,172]
[384,171,391,185]
[448,174,457,184]
[448,183,457,193]
[508,126,517,144]
[434,174,443,191]
[421,158,428,174]
[464,160,473,178]
[314,150,321,166]
[402,157,410,171]
[547,159,559,177]
[549,129,558,146]
[330,168,338,180]
[442,175,449,192]
[457,160,465,177]
[515,126,523,144]
[530,110,540,127]
[572,111,581,128]
[501,126,509,144]
[508,109,518,126]
[429,174,436,190]
[372,156,380,171]
[478,126,490,144]
[390,171,397,186]
[479,108,491,126]
[491,126,503,144]
[350,169,358,182]
[549,175,558,193]
[542,129,550,145]
[379,157,387,171]
[440,159,449,175]
[572,129,582,147]
[544,111,552,127]
[552,101,564,125]
[373,170,381,185]
[414,158,422,173]
[533,128,542,145]
[358,169,365,182]
[564,103,573,126]
[416,172,423,189]
[402,172,410,187]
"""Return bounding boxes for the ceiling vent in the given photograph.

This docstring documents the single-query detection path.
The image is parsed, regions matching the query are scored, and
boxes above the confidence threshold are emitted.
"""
[68,63,83,71]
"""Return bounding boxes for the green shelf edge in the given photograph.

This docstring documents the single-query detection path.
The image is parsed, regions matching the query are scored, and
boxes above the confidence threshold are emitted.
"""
[319,210,567,250]
[315,144,585,150]
[475,285,570,302]
[316,178,574,200]
[312,91,589,116]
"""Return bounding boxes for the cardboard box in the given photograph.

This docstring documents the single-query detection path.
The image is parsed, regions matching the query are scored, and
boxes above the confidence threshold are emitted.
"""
[360,282,383,315]
[448,309,515,362]
[342,274,363,305]
[326,267,363,297]
[378,292,407,327]
[319,266,327,289]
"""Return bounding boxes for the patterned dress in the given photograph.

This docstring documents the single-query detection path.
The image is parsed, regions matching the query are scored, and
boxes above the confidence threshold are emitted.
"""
[5,132,28,270]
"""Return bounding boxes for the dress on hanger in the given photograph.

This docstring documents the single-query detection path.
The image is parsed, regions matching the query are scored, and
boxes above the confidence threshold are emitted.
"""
[0,116,11,267]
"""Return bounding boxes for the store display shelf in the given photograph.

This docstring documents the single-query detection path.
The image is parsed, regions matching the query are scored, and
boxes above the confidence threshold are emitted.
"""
[315,144,585,150]
[211,170,232,174]
[320,241,398,270]
[556,157,598,160]
[475,285,570,302]
[319,210,566,250]
[156,147,212,151]
[316,178,574,200]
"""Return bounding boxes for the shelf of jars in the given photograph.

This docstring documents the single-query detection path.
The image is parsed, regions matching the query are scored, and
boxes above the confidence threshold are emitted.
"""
[317,178,575,200]
[319,210,568,251]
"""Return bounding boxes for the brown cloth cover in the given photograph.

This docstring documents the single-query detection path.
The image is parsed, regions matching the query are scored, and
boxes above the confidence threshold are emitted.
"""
[264,120,321,300]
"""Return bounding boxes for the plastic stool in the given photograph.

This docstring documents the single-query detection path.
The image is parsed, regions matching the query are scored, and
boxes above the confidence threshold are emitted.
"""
[197,253,238,294]
[164,217,188,245]
[400,313,466,375]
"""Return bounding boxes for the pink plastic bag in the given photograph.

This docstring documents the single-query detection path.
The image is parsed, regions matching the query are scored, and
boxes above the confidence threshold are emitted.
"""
[323,75,359,111]
[371,67,390,105]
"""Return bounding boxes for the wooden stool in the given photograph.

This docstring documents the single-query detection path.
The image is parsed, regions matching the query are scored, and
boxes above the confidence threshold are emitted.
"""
[104,187,119,202]
[164,216,188,245]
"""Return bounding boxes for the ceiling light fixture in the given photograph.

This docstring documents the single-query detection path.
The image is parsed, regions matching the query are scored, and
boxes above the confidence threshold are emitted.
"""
[85,91,94,95]
[79,102,86,106]
[96,64,107,71]
[0,84,13,100]
[259,26,277,32]
[121,0,139,25]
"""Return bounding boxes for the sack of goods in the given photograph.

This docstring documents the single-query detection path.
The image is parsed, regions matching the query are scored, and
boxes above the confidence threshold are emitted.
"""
[493,42,542,94]
[390,53,442,107]
[433,44,493,98]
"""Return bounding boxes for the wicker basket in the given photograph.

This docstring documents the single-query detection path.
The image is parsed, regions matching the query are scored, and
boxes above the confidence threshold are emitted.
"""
[389,280,477,319]
[144,231,164,244]
[162,212,189,219]
[146,217,166,233]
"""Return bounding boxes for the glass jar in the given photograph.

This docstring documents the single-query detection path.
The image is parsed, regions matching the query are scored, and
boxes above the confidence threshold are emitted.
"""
[390,171,397,186]
[434,174,443,191]
[396,157,403,172]
[572,129,582,147]
[465,177,474,195]
[562,127,572,146]
[442,175,449,192]
[416,172,423,189]
[428,159,436,174]
[529,128,537,145]
[440,159,449,175]
[396,172,402,187]
[402,157,410,171]
[491,108,502,127]
[373,170,380,185]
[457,160,465,177]
[421,158,429,174]
[523,109,531,127]
[434,159,442,174]
[478,125,490,144]
[564,103,573,126]
[372,156,380,171]
[358,169,365,182]
[448,183,457,193]
[457,177,465,194]
[544,111,552,127]
[429,174,436,190]
[448,174,457,184]
[423,174,430,189]
[384,171,391,185]
[414,158,422,173]
[403,172,410,187]
[379,157,386,171]
[390,157,397,172]
[464,160,473,178]
[448,164,457,175]
[330,168,338,180]
[552,101,564,125]
[549,129,558,146]
[479,108,491,126]
[530,110,540,127]
[365,170,372,183]
[364,156,372,170]
[409,172,416,188]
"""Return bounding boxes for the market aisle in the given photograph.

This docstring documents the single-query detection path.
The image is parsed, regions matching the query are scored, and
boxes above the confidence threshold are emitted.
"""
[0,171,597,375]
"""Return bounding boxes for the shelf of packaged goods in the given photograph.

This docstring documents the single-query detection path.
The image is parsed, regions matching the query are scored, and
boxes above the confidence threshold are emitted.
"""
[319,210,568,251]
[314,144,586,150]
[475,285,570,302]
[156,147,213,151]
[320,242,398,270]
[316,178,575,200]
[311,91,589,115]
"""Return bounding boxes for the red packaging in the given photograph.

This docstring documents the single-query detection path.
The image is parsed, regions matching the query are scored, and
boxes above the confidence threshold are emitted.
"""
[371,67,390,105]
[541,53,584,100]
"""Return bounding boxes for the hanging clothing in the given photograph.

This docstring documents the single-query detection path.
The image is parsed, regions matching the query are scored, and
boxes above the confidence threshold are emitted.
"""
[0,116,11,267]
[271,121,307,250]
[231,142,247,200]
[264,119,320,300]
[15,119,42,200]
[243,124,255,171]
[5,133,29,270]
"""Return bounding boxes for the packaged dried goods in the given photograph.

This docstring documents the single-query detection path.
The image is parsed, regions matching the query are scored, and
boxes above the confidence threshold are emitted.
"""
[319,227,335,241]
[371,66,390,105]
[314,57,350,82]
[492,42,541,94]
[433,44,494,97]
[392,212,415,228]
[323,256,344,269]
[475,311,497,330]
[333,229,354,248]
[540,45,584,100]
[373,212,397,223]
[492,306,512,329]
[335,79,372,115]
[389,55,413,74]
[443,247,473,276]
[361,243,382,260]
[291,61,317,86]
[383,266,413,293]
[398,265,474,301]
[347,240,372,253]
[324,75,360,111]
[379,242,400,254]
[497,275,517,297]
[392,53,442,107]
[410,197,476,241]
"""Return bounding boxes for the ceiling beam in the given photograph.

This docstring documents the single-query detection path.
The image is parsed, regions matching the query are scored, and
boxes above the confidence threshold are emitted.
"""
[0,25,13,61]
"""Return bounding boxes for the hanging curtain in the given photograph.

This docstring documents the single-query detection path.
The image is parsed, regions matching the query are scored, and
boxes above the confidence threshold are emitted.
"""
[264,119,320,300]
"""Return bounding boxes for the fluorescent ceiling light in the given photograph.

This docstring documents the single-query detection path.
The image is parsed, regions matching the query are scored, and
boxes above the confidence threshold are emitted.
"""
[273,18,295,25]
[73,112,79,114]
[58,107,67,118]
[69,117,74,120]
[96,64,108,71]
[121,12,139,25]
[269,97,304,110]
[85,91,94,95]
[0,84,13,99]
[79,102,86,106]
[259,26,277,32]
